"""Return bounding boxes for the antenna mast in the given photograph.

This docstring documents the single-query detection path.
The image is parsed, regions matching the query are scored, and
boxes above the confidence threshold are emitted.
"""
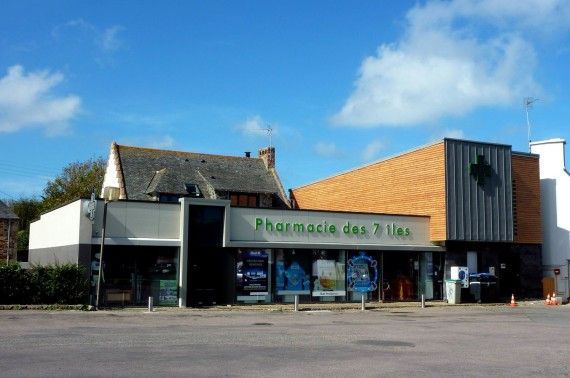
[524,97,538,151]
[265,125,273,148]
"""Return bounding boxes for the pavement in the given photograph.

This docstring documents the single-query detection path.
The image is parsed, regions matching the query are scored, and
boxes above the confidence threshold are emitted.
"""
[0,298,562,312]
[1,302,569,377]
[100,298,565,312]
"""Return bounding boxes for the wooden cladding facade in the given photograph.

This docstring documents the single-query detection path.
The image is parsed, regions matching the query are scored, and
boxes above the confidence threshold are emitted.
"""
[512,153,542,244]
[291,142,447,241]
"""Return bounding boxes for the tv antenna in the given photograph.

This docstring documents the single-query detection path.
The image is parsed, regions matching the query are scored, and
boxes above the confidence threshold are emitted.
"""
[264,125,273,147]
[524,97,538,151]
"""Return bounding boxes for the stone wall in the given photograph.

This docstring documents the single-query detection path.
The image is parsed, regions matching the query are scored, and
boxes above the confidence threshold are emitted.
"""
[0,218,19,262]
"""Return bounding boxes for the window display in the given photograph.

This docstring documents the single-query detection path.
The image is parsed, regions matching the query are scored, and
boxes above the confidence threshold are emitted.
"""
[93,246,178,306]
[311,250,346,299]
[347,251,378,293]
[275,249,311,299]
[236,250,270,300]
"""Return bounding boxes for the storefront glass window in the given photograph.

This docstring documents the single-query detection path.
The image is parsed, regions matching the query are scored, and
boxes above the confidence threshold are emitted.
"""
[347,251,379,301]
[274,249,311,302]
[235,249,271,303]
[419,252,434,300]
[94,246,178,307]
[382,251,419,301]
[311,250,346,302]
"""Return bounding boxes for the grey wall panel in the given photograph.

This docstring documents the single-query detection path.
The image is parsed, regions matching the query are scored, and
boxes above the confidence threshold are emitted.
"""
[445,139,513,241]
[29,244,83,265]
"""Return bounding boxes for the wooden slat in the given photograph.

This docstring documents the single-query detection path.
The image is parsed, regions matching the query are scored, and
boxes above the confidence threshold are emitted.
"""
[292,143,447,241]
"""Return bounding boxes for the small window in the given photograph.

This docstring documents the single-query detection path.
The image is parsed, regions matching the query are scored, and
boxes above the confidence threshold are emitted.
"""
[159,194,180,203]
[229,192,258,208]
[184,183,202,197]
[248,195,257,207]
[238,194,249,207]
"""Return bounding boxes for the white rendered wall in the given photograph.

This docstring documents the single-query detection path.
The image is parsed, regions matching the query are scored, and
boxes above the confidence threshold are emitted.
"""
[530,139,570,298]
[101,143,123,199]
[31,199,181,250]
[29,199,91,249]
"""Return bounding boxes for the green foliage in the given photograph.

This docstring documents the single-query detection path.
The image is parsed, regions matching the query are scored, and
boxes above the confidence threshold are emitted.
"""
[16,230,29,251]
[42,158,106,212]
[0,262,89,305]
[9,198,42,231]
[0,263,27,304]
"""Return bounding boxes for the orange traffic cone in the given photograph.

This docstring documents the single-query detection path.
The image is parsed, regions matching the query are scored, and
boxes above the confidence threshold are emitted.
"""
[510,294,517,307]
[551,292,557,306]
[546,293,551,305]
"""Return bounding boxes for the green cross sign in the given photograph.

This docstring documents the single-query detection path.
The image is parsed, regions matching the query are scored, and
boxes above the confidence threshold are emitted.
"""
[469,154,491,185]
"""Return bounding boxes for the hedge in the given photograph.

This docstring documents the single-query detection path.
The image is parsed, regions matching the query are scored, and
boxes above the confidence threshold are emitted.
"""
[0,262,89,305]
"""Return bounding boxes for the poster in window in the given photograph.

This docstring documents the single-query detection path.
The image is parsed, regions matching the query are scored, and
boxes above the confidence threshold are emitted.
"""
[159,280,178,305]
[347,252,378,293]
[312,259,346,297]
[236,250,268,296]
[276,259,310,295]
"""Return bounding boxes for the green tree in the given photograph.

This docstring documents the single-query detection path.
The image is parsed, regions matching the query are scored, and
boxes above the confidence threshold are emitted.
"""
[6,198,42,251]
[41,158,106,212]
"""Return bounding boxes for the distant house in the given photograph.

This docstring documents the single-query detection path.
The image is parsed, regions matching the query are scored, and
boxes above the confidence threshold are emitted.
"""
[0,200,18,262]
[101,142,289,208]
[30,143,294,306]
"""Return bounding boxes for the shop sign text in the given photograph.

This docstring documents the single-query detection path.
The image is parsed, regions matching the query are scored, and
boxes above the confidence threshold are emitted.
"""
[255,218,411,237]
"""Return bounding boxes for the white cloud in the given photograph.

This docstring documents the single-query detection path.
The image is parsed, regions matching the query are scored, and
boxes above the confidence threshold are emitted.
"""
[149,135,175,149]
[361,140,384,161]
[52,19,125,59]
[236,115,276,137]
[314,141,343,158]
[331,0,570,127]
[0,65,81,134]
[431,128,466,142]
[120,135,176,150]
[98,26,125,52]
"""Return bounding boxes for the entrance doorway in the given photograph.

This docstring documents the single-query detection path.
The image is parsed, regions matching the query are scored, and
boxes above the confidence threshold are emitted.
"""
[382,252,420,301]
[187,247,234,306]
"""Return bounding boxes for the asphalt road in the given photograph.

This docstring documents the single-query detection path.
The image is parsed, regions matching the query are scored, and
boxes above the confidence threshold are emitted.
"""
[1,305,569,377]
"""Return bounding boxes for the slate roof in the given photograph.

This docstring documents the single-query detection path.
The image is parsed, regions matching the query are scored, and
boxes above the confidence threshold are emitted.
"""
[0,200,18,220]
[115,145,288,204]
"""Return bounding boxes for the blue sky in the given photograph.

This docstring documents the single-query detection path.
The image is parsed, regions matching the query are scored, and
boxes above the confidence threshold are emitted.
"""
[1,0,570,199]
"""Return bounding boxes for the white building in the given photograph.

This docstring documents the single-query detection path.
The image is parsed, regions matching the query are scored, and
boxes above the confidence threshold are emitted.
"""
[530,139,570,300]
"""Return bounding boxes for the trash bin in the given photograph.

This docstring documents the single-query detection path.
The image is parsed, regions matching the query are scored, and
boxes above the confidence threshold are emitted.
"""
[445,279,461,304]
[469,273,498,303]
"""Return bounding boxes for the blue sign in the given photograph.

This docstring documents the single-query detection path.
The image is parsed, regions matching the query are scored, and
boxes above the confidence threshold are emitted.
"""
[236,250,268,295]
[347,252,378,293]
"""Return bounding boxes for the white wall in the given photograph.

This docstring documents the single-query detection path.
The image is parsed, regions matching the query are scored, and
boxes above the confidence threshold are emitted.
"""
[101,143,123,199]
[92,201,180,242]
[29,199,91,249]
[530,139,570,298]
[31,199,181,250]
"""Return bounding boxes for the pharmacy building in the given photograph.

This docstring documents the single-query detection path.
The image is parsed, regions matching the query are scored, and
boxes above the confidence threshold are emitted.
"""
[29,138,542,307]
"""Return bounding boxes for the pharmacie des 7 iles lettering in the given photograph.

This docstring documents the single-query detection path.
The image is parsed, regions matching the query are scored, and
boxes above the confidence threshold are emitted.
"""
[254,217,411,236]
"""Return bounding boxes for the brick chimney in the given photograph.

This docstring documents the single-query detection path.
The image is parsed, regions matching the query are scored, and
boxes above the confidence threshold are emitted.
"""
[258,146,275,169]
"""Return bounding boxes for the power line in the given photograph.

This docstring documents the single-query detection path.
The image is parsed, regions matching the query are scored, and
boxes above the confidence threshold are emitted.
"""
[0,189,16,200]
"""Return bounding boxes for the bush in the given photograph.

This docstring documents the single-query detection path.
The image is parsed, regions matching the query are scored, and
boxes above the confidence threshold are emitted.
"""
[0,263,28,304]
[0,262,88,305]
